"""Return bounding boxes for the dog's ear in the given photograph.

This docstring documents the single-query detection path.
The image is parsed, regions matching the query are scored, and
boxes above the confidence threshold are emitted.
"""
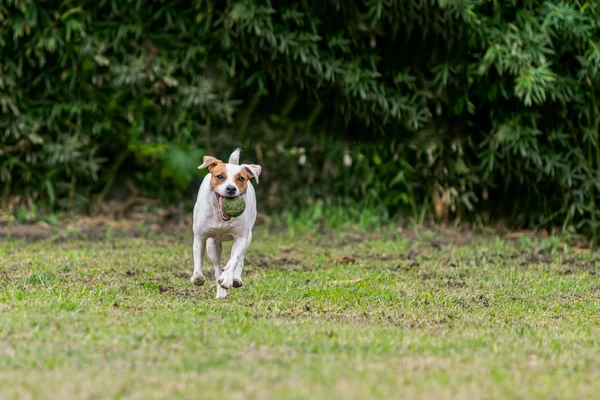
[198,156,221,170]
[242,164,262,183]
[228,148,241,165]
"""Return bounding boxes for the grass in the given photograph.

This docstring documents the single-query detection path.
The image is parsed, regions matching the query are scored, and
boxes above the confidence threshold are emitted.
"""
[1,225,599,399]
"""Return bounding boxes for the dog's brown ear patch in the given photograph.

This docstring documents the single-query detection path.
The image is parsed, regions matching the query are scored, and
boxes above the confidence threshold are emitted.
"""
[209,163,227,191]
[234,170,251,193]
[198,156,221,170]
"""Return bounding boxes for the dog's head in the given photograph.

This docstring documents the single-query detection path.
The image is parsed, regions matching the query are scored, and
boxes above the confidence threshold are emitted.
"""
[198,149,261,220]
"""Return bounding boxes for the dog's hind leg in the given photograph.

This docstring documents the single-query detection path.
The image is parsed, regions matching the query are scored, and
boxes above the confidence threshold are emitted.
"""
[190,233,207,286]
[206,238,227,298]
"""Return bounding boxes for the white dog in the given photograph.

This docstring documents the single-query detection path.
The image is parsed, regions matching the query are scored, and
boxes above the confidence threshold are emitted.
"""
[190,149,262,299]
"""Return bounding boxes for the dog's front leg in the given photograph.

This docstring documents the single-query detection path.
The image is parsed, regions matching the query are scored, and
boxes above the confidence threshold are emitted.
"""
[218,236,250,289]
[190,233,207,286]
[232,231,252,288]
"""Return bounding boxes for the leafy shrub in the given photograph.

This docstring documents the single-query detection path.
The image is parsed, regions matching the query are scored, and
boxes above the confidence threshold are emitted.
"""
[1,1,600,239]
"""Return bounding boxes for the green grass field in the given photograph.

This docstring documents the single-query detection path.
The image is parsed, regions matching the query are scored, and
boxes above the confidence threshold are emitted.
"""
[1,226,599,399]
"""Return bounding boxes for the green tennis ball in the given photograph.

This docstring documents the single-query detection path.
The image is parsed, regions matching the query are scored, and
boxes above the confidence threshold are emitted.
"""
[222,196,246,217]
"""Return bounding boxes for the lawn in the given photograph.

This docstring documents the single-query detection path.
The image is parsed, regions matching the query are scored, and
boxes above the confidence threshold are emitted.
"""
[1,225,599,399]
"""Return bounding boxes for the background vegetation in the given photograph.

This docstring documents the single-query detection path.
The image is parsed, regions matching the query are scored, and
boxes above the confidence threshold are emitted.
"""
[2,0,600,239]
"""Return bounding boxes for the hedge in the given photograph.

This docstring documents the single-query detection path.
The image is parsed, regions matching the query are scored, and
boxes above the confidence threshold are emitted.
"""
[2,1,600,238]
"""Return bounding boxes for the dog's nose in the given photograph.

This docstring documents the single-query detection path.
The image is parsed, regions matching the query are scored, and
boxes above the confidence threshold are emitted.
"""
[225,185,236,195]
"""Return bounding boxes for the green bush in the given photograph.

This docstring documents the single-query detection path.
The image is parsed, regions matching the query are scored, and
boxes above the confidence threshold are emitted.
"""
[1,1,600,239]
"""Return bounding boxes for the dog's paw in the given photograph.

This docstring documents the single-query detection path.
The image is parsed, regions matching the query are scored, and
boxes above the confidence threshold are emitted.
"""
[232,278,243,288]
[218,272,234,289]
[190,274,206,286]
[216,286,228,299]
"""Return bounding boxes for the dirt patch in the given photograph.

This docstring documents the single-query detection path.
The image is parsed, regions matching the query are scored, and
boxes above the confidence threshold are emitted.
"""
[558,256,598,275]
[445,279,466,288]
[125,270,140,278]
[392,262,421,273]
[334,255,356,264]
[477,294,491,307]
[0,220,150,242]
[334,233,373,247]
[0,211,273,243]
[246,255,304,271]
[314,226,474,251]
[0,223,54,241]
[429,240,442,250]
[520,253,554,266]
[513,253,598,274]
[157,285,204,298]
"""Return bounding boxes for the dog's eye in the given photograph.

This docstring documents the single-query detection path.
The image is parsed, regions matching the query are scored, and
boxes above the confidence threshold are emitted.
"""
[216,174,224,180]
[237,176,245,182]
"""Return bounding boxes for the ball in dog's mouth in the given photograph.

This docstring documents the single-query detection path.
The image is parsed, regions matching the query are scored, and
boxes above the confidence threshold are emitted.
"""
[216,194,245,221]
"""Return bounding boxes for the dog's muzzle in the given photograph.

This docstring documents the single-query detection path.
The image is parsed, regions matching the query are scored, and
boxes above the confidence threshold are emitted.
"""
[215,193,236,221]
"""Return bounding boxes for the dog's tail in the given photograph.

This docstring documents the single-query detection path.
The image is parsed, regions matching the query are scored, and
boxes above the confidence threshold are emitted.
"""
[228,148,241,165]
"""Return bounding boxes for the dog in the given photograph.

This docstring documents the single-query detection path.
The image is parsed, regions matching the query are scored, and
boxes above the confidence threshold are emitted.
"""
[191,149,262,299]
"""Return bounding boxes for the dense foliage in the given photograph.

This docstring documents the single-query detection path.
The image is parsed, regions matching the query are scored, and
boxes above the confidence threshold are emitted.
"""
[2,0,600,237]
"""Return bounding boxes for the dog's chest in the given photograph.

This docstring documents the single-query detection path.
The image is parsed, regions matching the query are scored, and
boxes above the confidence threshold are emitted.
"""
[200,212,243,242]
